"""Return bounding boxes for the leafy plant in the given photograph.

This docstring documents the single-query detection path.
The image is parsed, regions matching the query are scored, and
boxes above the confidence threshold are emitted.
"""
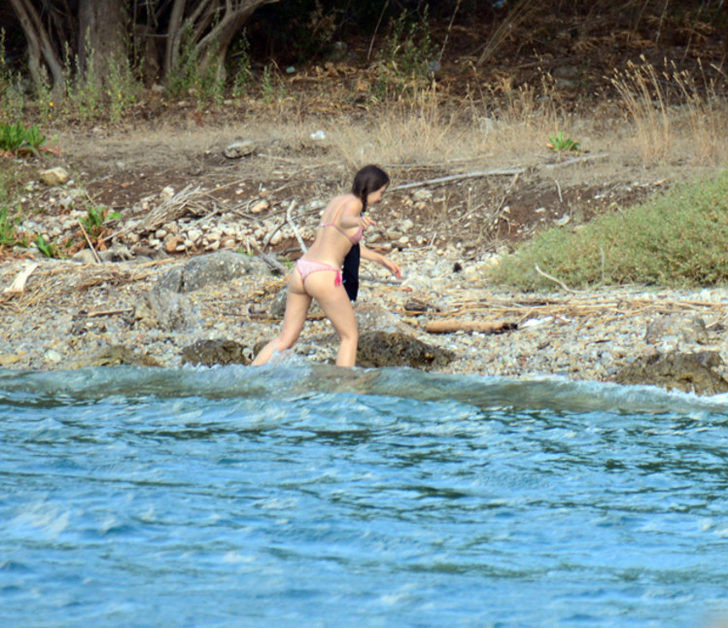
[80,205,121,240]
[34,234,57,258]
[0,122,47,156]
[0,204,21,247]
[546,131,580,152]
[230,30,253,99]
[375,8,437,98]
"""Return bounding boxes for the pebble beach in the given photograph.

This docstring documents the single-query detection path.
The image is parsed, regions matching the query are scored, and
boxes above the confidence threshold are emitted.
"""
[3,245,728,390]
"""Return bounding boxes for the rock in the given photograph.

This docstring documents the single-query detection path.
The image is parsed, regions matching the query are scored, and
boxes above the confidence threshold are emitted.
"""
[181,339,251,366]
[156,250,261,294]
[134,287,198,330]
[79,345,161,367]
[355,302,404,333]
[39,167,70,186]
[251,199,269,214]
[645,314,708,346]
[99,244,134,262]
[357,330,455,370]
[223,140,256,159]
[412,189,433,202]
[165,236,183,253]
[43,349,62,363]
[71,249,98,265]
[614,350,728,395]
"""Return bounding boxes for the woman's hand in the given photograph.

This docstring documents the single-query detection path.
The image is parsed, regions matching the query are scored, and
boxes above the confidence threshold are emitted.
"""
[360,215,376,230]
[382,256,402,279]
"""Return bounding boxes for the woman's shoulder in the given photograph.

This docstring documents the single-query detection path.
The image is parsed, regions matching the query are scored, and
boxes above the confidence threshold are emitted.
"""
[326,193,361,215]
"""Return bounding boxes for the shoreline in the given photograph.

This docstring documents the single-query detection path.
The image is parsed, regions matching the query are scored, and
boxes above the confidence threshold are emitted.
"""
[3,247,728,394]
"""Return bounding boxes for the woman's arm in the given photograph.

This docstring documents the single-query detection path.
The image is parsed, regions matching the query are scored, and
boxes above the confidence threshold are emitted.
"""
[338,198,377,230]
[360,243,402,278]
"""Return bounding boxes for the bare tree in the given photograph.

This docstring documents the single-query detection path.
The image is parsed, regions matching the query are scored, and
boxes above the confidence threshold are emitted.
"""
[7,0,67,90]
[163,0,280,86]
[6,0,279,92]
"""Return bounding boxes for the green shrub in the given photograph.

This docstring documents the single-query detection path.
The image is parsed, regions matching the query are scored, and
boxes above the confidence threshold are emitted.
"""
[374,8,436,99]
[489,170,728,290]
[0,122,46,156]
[0,204,21,248]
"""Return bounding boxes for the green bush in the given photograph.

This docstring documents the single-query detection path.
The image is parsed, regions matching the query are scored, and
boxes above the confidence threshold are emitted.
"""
[489,170,728,290]
[0,122,46,155]
[374,8,436,99]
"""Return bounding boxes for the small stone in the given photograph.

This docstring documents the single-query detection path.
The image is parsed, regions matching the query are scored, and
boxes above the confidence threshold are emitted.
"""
[223,140,256,159]
[44,349,62,363]
[165,237,182,253]
[251,200,269,214]
[39,167,70,186]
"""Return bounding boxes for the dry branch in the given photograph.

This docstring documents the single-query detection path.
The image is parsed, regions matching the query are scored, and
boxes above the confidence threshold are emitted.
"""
[3,262,39,297]
[425,319,516,334]
[286,200,308,253]
[391,168,527,192]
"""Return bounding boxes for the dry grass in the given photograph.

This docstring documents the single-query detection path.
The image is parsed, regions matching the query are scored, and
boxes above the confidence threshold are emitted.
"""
[610,56,728,167]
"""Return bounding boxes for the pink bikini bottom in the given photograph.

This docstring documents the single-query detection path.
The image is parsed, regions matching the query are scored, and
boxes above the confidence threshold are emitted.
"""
[296,258,342,286]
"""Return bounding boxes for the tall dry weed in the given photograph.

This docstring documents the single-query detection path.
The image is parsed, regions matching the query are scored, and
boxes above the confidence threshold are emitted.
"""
[670,60,728,165]
[610,58,671,166]
[610,56,728,166]
[328,88,467,167]
[471,70,576,160]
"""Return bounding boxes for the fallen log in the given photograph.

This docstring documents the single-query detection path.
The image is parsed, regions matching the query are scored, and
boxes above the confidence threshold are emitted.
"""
[425,319,517,334]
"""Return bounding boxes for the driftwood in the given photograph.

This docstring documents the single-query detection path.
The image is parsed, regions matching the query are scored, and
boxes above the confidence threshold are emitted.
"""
[425,319,516,334]
[391,167,526,192]
[3,262,39,297]
[286,200,308,253]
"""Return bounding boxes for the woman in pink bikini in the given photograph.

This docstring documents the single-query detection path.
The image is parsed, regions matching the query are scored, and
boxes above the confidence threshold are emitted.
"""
[252,165,402,367]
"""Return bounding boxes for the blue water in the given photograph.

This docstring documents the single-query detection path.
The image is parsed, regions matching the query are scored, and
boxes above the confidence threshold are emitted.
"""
[2,365,728,627]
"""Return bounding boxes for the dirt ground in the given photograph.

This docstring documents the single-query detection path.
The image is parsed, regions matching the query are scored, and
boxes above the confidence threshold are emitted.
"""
[20,116,693,266]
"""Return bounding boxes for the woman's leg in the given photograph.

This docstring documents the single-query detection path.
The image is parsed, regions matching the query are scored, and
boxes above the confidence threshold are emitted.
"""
[308,277,358,367]
[252,273,311,366]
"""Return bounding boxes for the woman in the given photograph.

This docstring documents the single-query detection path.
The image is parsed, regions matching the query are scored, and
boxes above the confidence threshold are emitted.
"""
[252,165,401,367]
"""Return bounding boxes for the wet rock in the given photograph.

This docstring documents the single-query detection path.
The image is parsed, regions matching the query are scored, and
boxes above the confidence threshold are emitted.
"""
[156,250,261,293]
[614,350,728,395]
[181,339,251,366]
[80,345,161,367]
[357,330,455,370]
[134,288,198,330]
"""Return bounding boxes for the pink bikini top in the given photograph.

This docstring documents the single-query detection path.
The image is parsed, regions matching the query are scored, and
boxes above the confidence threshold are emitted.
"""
[320,221,363,245]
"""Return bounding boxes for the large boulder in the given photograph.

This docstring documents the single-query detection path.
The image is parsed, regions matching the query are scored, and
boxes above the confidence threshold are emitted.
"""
[181,339,251,366]
[357,330,455,370]
[615,350,728,395]
[644,314,709,346]
[134,287,199,330]
[157,250,262,293]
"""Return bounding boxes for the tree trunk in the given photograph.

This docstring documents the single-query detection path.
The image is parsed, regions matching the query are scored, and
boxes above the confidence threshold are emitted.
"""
[78,0,127,86]
[8,0,65,91]
[163,0,279,86]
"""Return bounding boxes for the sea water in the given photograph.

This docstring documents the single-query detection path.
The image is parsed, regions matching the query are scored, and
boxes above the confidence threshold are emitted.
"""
[1,365,727,627]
